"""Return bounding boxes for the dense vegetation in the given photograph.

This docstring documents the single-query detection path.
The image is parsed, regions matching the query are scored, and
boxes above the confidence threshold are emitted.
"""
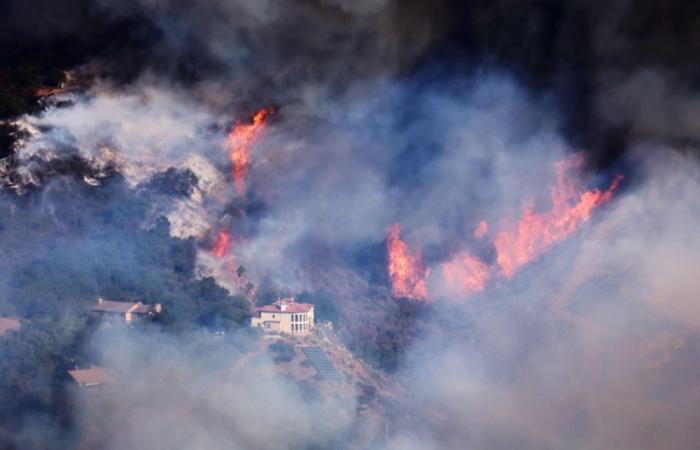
[0,171,251,447]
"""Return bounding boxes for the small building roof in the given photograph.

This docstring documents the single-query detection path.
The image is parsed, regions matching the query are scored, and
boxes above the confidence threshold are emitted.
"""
[68,366,112,386]
[93,298,152,314]
[255,298,313,314]
[131,304,152,314]
[0,317,21,336]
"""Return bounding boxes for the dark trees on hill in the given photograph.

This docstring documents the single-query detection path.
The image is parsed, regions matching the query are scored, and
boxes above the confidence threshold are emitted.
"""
[0,170,251,446]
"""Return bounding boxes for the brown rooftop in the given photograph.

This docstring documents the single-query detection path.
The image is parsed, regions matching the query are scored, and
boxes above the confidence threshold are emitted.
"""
[68,366,112,386]
[0,317,21,336]
[92,298,153,314]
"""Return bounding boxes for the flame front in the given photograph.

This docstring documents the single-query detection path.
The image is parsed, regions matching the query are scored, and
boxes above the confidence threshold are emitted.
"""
[211,231,231,258]
[386,224,430,300]
[387,154,623,301]
[494,155,623,278]
[225,108,272,196]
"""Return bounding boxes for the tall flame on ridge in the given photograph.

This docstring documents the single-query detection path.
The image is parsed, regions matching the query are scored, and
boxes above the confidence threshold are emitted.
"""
[226,108,272,196]
[494,155,623,278]
[386,223,430,300]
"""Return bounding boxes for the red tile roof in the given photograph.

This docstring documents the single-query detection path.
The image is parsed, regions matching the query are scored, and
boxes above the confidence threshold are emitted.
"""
[0,317,21,336]
[255,298,313,314]
[68,366,112,386]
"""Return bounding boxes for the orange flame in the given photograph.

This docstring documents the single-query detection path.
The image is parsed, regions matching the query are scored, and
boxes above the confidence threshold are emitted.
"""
[209,230,254,296]
[442,251,491,296]
[387,156,622,301]
[386,224,430,300]
[494,155,623,278]
[211,231,231,258]
[226,108,272,196]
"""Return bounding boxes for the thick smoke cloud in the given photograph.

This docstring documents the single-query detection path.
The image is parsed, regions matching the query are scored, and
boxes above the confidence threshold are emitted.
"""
[389,148,700,450]
[72,327,358,450]
[4,0,700,449]
[25,141,699,450]
[9,74,581,296]
[6,1,700,162]
[85,0,447,107]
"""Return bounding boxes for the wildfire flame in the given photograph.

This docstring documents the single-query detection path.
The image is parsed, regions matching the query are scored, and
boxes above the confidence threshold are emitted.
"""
[387,154,623,301]
[494,155,623,278]
[210,230,255,297]
[386,223,430,300]
[211,231,231,258]
[226,108,272,196]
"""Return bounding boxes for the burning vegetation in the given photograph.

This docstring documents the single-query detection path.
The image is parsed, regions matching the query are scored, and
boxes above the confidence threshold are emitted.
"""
[386,223,430,301]
[388,154,623,301]
[225,108,273,197]
[493,155,623,278]
[2,1,700,449]
[210,230,232,258]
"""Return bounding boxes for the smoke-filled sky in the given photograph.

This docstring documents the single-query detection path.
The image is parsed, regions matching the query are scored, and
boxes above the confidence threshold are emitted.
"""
[3,1,700,449]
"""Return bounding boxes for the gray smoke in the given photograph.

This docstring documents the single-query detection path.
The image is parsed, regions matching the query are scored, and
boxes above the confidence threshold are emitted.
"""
[4,1,700,449]
[389,148,700,450]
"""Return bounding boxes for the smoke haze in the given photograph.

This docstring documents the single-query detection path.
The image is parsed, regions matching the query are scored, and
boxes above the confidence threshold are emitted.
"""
[2,1,700,449]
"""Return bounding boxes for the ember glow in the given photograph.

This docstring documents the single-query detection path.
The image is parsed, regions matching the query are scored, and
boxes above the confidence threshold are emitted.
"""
[494,155,624,278]
[386,223,430,300]
[211,231,231,258]
[226,108,272,196]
